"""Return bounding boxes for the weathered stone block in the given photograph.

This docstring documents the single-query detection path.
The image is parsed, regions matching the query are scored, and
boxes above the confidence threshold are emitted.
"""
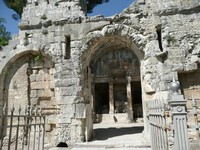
[70,121,84,143]
[44,59,54,68]
[71,41,82,48]
[45,124,52,132]
[30,98,38,105]
[144,57,158,66]
[43,89,54,97]
[30,90,37,98]
[61,78,79,87]
[36,72,45,81]
[30,74,36,82]
[49,68,55,75]
[61,86,82,96]
[58,116,71,124]
[38,89,44,97]
[39,99,51,108]
[60,104,75,116]
[144,82,156,93]
[184,63,197,72]
[49,74,54,80]
[159,81,169,91]
[31,82,48,89]
[50,97,57,106]
[75,103,85,119]
[56,96,76,105]
[49,81,55,89]
[47,114,58,124]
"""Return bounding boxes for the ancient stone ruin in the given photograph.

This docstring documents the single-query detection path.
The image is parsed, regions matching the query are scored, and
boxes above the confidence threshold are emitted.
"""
[1,0,200,147]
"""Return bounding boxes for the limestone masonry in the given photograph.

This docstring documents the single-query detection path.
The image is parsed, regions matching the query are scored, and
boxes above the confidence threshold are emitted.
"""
[1,0,200,147]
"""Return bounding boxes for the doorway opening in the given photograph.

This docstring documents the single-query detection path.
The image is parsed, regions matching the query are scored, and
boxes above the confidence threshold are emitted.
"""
[90,48,143,123]
[131,81,143,120]
[95,83,109,114]
[113,83,127,113]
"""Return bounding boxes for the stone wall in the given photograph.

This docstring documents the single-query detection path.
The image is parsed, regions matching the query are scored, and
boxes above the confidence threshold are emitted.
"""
[1,0,200,147]
[21,0,86,29]
[179,67,200,108]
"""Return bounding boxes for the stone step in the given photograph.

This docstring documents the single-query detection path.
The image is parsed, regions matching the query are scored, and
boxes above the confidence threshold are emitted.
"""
[95,114,144,123]
[95,113,131,123]
[50,146,151,150]
[70,142,151,150]
[71,148,151,150]
[49,141,151,150]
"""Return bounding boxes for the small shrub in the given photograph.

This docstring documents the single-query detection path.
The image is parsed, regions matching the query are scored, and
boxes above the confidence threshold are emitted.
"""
[34,53,43,62]
[166,35,176,45]
[24,38,29,46]
[24,33,30,46]
[3,70,10,76]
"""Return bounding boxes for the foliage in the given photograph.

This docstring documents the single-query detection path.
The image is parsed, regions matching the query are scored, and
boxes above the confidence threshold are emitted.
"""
[87,0,109,13]
[4,0,110,17]
[0,17,11,49]
[34,53,43,62]
[3,0,26,18]
[166,35,176,45]
[2,70,10,76]
[23,38,29,46]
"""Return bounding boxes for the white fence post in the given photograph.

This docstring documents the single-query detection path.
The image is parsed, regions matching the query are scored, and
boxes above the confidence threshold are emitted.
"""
[169,78,190,150]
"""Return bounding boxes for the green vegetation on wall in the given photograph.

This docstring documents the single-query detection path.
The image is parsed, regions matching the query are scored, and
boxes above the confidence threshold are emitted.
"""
[3,0,26,18]
[87,0,109,13]
[0,17,11,49]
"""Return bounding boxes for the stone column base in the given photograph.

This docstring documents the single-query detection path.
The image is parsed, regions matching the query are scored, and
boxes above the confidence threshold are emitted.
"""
[127,110,134,123]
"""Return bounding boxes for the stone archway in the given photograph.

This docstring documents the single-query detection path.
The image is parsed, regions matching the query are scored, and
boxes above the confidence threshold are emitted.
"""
[81,24,146,142]
[1,51,54,108]
[0,51,56,141]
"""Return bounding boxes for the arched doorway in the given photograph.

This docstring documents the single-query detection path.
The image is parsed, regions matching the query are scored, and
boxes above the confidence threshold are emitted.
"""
[0,51,56,139]
[1,52,55,108]
[89,48,142,123]
[82,39,146,145]
[81,24,146,143]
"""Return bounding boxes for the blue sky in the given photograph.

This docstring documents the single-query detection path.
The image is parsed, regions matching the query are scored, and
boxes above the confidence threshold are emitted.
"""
[88,0,133,16]
[0,0,134,35]
[0,0,20,35]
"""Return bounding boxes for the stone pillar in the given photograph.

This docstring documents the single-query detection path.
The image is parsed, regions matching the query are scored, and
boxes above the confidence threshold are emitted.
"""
[127,75,133,122]
[109,80,114,114]
[91,82,95,112]
[169,77,189,150]
[89,72,94,112]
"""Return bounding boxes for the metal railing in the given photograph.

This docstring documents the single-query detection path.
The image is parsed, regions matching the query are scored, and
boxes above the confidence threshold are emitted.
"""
[0,105,45,150]
[147,99,170,150]
[148,78,192,150]
[187,97,200,148]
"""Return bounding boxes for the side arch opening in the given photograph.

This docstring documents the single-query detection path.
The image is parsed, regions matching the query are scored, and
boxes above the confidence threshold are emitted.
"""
[0,51,56,140]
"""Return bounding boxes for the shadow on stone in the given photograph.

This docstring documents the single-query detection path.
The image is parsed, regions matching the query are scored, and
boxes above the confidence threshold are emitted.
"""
[93,126,144,140]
